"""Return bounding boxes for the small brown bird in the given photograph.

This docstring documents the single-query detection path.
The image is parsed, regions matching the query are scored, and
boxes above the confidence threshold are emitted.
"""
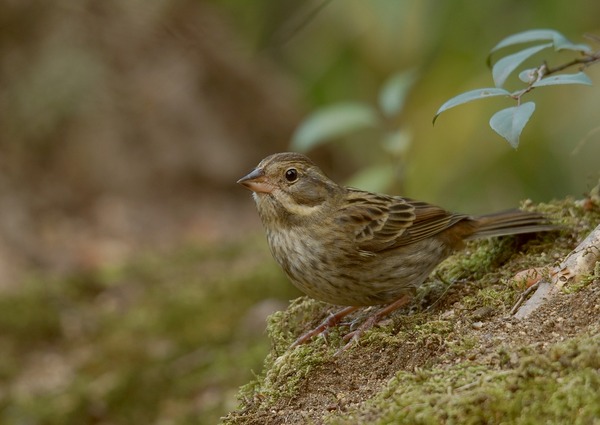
[238,152,555,350]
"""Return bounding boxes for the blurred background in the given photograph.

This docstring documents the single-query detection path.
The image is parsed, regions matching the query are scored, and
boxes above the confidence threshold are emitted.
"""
[0,0,599,423]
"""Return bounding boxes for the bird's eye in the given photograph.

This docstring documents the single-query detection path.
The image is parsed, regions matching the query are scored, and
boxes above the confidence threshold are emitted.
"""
[285,168,298,182]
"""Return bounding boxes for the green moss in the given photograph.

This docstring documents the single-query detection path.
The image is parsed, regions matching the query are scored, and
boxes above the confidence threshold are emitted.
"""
[326,332,600,424]
[238,297,345,406]
[413,319,453,341]
[563,273,596,294]
[267,297,332,350]
[446,334,479,356]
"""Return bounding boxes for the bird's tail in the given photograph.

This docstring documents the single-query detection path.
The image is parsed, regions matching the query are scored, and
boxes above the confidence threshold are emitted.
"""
[467,209,559,240]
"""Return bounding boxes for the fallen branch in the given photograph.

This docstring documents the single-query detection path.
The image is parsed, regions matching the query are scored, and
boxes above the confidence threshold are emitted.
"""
[513,223,600,319]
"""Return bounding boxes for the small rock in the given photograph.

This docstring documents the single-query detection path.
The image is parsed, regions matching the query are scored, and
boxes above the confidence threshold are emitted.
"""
[471,321,484,330]
[471,306,494,321]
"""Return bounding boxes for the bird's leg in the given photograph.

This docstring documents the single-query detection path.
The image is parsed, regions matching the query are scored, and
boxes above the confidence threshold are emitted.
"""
[337,294,412,354]
[291,306,360,347]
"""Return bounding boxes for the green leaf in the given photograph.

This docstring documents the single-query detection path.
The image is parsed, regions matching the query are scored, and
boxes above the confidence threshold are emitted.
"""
[489,102,536,148]
[531,72,593,88]
[489,29,591,56]
[518,68,539,83]
[378,69,417,117]
[433,88,510,124]
[291,102,380,152]
[492,44,551,88]
[488,30,592,68]
[490,29,561,54]
[550,33,592,53]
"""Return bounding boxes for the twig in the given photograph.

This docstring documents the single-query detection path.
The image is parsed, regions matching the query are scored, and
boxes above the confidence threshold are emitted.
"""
[545,53,600,74]
[509,281,540,315]
[511,50,600,103]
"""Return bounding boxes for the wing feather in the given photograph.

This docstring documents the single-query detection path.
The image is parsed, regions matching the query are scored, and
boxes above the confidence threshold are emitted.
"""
[335,190,467,253]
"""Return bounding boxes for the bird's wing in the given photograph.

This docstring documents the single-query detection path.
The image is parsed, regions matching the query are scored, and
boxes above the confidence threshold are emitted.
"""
[336,190,467,252]
[396,199,468,246]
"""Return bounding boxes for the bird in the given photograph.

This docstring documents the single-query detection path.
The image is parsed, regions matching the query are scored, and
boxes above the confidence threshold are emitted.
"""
[237,152,557,351]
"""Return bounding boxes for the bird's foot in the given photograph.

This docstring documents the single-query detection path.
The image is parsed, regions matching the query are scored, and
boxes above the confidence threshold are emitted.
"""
[335,294,412,355]
[291,306,359,348]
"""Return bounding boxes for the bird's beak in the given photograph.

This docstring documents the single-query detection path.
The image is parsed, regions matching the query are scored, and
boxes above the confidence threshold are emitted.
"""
[237,168,275,194]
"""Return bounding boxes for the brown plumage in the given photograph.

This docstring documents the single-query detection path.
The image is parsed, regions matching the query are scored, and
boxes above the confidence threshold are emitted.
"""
[238,152,557,347]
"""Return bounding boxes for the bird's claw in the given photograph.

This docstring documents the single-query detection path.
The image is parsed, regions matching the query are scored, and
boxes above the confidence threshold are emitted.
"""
[290,306,359,348]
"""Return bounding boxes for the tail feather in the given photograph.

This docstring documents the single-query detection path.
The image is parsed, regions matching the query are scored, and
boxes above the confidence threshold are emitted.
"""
[466,209,559,240]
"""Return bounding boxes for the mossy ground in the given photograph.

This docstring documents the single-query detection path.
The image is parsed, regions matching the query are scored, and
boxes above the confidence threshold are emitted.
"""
[225,198,600,424]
